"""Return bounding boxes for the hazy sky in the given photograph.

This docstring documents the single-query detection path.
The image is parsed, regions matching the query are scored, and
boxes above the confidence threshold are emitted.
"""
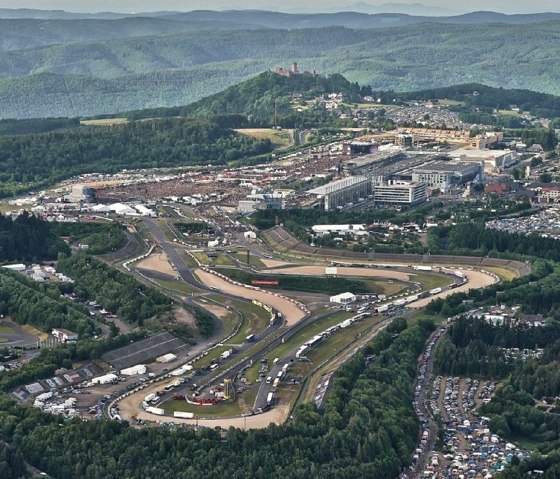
[0,0,559,14]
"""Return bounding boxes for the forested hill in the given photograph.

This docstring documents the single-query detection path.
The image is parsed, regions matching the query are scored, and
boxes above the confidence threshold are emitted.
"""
[3,21,560,118]
[121,71,371,122]
[0,117,273,198]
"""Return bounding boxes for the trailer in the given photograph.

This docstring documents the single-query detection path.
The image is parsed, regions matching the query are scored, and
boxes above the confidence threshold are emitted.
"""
[377,304,390,313]
[144,393,157,403]
[146,406,164,416]
[429,288,442,295]
[414,265,433,271]
[174,411,194,419]
[220,349,232,360]
[266,392,274,406]
[272,378,280,388]
[245,334,255,342]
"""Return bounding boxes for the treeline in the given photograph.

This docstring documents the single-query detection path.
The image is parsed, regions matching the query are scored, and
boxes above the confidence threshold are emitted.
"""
[0,317,435,479]
[51,222,126,255]
[0,117,80,136]
[0,442,26,479]
[0,268,98,337]
[0,212,69,262]
[0,117,272,197]
[58,254,172,326]
[215,268,378,295]
[428,222,560,261]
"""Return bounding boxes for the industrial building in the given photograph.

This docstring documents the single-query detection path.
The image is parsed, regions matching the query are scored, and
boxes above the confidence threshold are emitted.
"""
[65,185,95,203]
[311,224,368,237]
[372,181,427,206]
[52,328,79,343]
[307,176,372,211]
[411,161,483,191]
[451,148,516,172]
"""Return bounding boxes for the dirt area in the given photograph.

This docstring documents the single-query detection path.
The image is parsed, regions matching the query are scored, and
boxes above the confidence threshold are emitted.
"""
[193,301,229,319]
[260,258,291,268]
[265,265,411,281]
[135,251,176,277]
[409,269,497,308]
[174,308,196,328]
[194,269,306,326]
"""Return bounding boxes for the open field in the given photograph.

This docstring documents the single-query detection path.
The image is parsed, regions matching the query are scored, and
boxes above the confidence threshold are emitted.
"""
[194,269,306,326]
[80,118,129,126]
[21,324,48,342]
[482,266,519,282]
[154,279,200,295]
[236,128,293,148]
[233,252,265,268]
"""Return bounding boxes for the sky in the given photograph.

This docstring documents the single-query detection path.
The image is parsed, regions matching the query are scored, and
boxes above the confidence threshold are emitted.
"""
[0,0,559,14]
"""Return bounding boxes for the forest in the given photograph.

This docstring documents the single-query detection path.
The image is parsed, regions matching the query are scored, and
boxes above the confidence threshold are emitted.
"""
[0,317,435,479]
[58,254,172,326]
[0,117,272,197]
[51,222,126,255]
[0,269,98,338]
[0,212,70,262]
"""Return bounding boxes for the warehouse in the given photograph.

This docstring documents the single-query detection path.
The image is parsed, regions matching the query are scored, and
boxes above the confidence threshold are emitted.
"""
[451,148,516,172]
[411,161,483,191]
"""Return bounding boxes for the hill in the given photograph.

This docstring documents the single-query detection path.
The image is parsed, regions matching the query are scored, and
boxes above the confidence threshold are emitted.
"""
[2,20,560,118]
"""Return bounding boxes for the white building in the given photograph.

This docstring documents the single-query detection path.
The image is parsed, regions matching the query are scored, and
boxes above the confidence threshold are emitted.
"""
[244,231,257,240]
[307,176,372,211]
[329,292,357,304]
[52,328,79,342]
[2,264,26,272]
[451,148,516,172]
[373,181,427,206]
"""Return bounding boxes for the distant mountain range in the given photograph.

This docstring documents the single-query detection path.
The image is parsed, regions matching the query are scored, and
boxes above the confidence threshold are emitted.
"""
[0,9,559,119]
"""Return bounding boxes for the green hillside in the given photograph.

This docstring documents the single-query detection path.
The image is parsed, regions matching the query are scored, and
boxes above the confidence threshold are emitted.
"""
[1,21,560,118]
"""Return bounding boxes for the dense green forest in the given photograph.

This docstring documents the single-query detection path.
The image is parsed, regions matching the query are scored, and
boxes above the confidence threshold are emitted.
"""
[0,213,70,262]
[51,222,126,255]
[0,117,272,197]
[0,317,435,479]
[58,254,172,326]
[4,21,560,118]
[428,222,560,261]
[0,117,79,136]
[0,268,98,337]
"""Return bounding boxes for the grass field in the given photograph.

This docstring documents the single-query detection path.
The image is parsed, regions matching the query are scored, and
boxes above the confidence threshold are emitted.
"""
[21,324,48,341]
[155,279,200,295]
[413,272,453,291]
[214,254,236,267]
[192,252,212,265]
[233,252,265,268]
[482,266,518,282]
[236,128,293,149]
[0,325,16,334]
[80,118,129,126]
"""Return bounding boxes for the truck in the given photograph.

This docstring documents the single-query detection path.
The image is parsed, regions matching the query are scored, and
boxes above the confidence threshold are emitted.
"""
[266,376,272,384]
[266,392,274,406]
[220,349,232,360]
[146,406,164,416]
[414,265,433,272]
[429,288,442,295]
[377,304,390,313]
[272,378,280,388]
[144,393,157,403]
[245,334,255,342]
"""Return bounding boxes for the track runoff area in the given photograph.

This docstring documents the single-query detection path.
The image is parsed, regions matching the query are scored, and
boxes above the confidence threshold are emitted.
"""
[114,252,501,430]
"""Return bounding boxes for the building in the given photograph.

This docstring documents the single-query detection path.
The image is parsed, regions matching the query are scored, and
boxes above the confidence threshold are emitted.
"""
[65,185,96,203]
[372,181,427,206]
[330,292,357,304]
[396,134,413,148]
[450,148,516,172]
[348,141,378,155]
[52,328,79,343]
[311,224,367,237]
[2,264,26,272]
[411,161,483,191]
[307,176,372,211]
